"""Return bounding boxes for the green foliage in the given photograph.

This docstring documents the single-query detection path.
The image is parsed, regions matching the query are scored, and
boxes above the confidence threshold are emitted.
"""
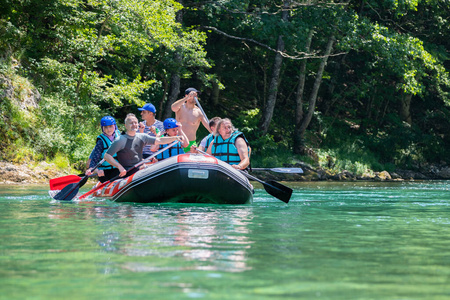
[316,145,382,176]
[251,146,312,169]
[48,152,72,170]
[0,0,211,169]
[0,0,449,173]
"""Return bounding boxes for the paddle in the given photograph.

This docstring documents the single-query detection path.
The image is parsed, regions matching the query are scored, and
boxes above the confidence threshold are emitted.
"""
[241,171,293,204]
[77,140,179,201]
[50,174,84,191]
[196,149,293,203]
[52,159,105,201]
[195,97,209,123]
[49,173,99,190]
[251,167,304,174]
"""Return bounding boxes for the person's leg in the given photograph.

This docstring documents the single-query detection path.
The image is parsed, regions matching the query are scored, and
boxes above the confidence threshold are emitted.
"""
[100,169,120,182]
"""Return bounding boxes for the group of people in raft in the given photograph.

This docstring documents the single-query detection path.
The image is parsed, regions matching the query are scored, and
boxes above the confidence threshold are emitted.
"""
[86,87,251,183]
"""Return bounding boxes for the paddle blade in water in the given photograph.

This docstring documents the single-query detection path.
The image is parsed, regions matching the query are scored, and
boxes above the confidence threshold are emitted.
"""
[53,182,80,200]
[52,176,89,201]
[263,180,293,203]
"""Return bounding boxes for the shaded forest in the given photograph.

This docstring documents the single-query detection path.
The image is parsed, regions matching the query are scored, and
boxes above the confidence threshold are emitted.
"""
[1,0,449,175]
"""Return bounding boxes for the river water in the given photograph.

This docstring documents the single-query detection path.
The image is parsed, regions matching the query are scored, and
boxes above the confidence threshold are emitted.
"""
[0,181,449,299]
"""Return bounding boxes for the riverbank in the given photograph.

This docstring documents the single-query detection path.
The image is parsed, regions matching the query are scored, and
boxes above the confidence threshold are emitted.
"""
[0,161,69,185]
[251,161,450,182]
[1,160,449,185]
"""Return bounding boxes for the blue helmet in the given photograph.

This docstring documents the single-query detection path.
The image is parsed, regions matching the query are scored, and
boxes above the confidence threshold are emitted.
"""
[100,116,116,127]
[163,118,179,130]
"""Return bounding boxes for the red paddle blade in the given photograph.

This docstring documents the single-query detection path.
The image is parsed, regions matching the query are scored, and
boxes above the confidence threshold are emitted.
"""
[49,175,82,190]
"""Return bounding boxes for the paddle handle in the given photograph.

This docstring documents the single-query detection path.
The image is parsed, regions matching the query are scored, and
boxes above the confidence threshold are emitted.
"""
[78,140,178,200]
[240,171,265,185]
[195,97,209,124]
[88,159,105,174]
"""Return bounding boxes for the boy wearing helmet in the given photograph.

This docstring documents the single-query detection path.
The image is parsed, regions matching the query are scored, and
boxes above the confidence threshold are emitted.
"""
[137,103,164,159]
[150,118,189,161]
[85,116,121,182]
[171,87,212,152]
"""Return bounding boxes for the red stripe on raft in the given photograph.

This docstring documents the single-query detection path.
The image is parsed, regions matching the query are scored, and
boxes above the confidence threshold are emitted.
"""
[177,154,218,164]
[94,174,136,197]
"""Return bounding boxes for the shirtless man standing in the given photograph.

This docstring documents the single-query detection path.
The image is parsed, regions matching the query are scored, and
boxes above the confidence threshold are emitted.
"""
[171,87,211,152]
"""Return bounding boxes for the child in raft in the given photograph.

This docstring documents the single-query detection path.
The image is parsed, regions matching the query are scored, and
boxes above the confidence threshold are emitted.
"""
[150,118,189,161]
[85,116,121,182]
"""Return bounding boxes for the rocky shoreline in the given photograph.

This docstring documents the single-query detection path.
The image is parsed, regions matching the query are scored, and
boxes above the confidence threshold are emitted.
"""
[1,160,449,186]
[0,161,70,185]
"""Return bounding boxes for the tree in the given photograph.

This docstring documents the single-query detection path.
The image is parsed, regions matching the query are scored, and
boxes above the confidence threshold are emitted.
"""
[1,0,210,160]
[259,0,290,134]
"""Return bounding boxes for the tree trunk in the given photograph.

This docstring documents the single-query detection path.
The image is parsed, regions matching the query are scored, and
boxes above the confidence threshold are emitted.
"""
[259,1,290,134]
[293,30,313,154]
[162,64,181,120]
[162,1,183,119]
[296,34,335,153]
[399,92,412,125]
[211,80,220,106]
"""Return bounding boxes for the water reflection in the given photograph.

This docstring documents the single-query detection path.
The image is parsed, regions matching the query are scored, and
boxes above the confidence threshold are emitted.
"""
[49,202,256,273]
[118,205,254,273]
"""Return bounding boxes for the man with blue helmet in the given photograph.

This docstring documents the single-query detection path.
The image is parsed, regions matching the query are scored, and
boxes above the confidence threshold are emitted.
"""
[150,118,189,161]
[85,116,121,182]
[137,103,164,159]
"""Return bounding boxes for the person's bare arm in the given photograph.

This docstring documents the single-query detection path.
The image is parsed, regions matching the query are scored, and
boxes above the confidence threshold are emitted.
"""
[199,110,212,133]
[171,97,186,113]
[233,137,250,170]
[104,153,127,177]
[206,141,214,155]
[155,136,182,145]
[177,125,190,148]
[172,91,197,112]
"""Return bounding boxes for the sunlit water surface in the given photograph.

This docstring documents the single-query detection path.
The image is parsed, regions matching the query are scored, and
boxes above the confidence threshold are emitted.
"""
[0,181,449,299]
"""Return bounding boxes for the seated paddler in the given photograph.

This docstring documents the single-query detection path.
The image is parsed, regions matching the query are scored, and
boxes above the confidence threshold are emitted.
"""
[104,114,182,178]
[206,118,250,170]
[85,116,121,183]
[150,118,189,161]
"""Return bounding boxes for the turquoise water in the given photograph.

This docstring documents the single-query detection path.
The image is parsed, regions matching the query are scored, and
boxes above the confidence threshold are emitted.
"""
[0,181,449,299]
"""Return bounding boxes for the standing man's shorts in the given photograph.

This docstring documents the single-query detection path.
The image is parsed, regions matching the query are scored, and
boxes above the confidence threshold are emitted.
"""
[184,141,198,153]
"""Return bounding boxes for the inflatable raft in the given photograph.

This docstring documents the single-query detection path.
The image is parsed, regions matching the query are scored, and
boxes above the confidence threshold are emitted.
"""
[91,153,254,204]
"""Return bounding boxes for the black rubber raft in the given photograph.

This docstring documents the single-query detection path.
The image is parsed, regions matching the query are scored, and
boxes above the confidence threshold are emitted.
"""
[92,153,254,204]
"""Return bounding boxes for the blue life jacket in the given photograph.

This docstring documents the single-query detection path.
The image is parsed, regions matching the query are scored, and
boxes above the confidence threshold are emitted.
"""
[155,134,185,161]
[97,131,120,170]
[205,133,214,150]
[211,131,250,165]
